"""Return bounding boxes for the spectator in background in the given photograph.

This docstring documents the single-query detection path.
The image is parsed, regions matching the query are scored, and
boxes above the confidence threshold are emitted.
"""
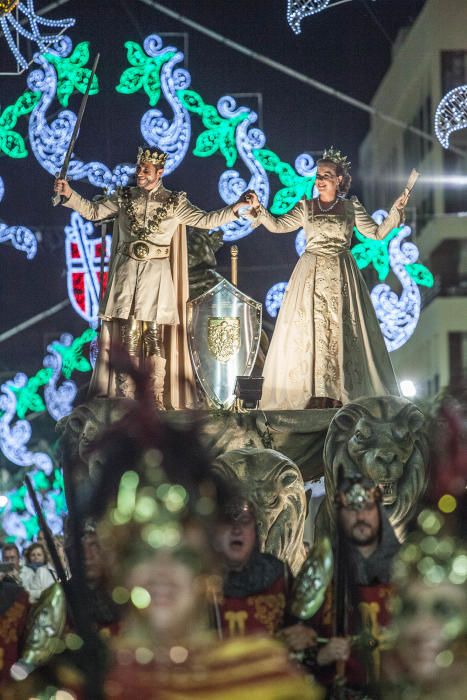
[36,529,70,580]
[2,544,23,586]
[20,543,55,603]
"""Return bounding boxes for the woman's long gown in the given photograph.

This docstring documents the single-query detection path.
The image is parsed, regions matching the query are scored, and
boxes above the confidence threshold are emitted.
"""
[255,196,401,409]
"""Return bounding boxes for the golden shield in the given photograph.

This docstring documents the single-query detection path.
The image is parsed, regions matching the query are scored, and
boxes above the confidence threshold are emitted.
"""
[207,317,241,363]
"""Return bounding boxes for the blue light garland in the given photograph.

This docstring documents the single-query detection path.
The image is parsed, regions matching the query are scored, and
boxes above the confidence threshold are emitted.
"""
[64,212,110,324]
[287,0,377,35]
[0,0,75,71]
[265,282,288,318]
[435,85,467,148]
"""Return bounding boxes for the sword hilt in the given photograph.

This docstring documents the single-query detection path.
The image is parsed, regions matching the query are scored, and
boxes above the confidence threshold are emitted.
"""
[52,191,66,207]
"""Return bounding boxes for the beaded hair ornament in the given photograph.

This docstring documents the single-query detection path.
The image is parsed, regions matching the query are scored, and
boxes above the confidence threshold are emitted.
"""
[335,475,382,510]
[136,146,168,168]
[321,146,351,174]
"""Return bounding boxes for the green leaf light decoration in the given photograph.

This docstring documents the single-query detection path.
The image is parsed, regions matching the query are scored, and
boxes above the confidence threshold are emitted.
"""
[404,263,434,287]
[1,329,98,545]
[9,485,27,512]
[0,90,41,158]
[351,227,434,288]
[44,42,99,108]
[178,89,249,167]
[351,227,399,281]
[24,515,39,540]
[51,327,97,379]
[10,368,53,419]
[116,40,175,106]
[253,148,316,214]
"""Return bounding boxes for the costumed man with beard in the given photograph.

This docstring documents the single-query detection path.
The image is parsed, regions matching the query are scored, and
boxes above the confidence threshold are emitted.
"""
[54,146,249,409]
[310,476,400,698]
[214,497,317,657]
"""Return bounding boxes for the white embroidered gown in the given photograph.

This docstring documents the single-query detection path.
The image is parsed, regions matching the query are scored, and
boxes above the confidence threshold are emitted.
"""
[253,196,401,409]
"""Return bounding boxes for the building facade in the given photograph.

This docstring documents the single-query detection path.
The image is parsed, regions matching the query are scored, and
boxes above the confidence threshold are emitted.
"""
[359,0,467,398]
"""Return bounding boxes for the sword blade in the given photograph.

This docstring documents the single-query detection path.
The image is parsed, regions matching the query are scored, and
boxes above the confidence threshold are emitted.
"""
[52,52,100,206]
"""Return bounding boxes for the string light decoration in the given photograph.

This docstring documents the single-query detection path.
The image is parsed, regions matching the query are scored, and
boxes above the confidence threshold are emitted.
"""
[0,0,75,71]
[116,34,269,240]
[132,35,192,177]
[216,95,270,241]
[0,223,38,259]
[287,0,331,34]
[287,0,376,34]
[0,89,40,158]
[44,41,99,107]
[0,329,96,544]
[370,226,423,352]
[351,210,434,288]
[253,149,316,214]
[27,48,134,188]
[44,329,96,419]
[435,85,467,148]
[295,228,307,256]
[265,282,288,318]
[351,213,432,350]
[65,212,110,323]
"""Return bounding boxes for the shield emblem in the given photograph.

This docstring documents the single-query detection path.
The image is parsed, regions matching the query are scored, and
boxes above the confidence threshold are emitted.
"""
[187,279,262,408]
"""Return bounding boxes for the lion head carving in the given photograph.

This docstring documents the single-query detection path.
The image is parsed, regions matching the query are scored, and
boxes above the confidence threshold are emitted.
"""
[322,396,429,539]
[56,397,134,483]
[212,447,307,575]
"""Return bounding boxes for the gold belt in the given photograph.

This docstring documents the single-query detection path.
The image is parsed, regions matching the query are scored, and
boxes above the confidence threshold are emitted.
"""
[118,241,170,261]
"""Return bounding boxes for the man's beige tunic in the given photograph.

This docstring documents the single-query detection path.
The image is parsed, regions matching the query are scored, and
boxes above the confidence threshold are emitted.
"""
[64,181,236,323]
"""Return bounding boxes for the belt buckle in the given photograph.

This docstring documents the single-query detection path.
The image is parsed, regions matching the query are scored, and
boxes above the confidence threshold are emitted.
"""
[133,241,150,259]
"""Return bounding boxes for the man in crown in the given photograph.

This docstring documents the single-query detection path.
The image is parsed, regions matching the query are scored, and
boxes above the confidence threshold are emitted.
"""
[309,476,400,697]
[54,146,248,408]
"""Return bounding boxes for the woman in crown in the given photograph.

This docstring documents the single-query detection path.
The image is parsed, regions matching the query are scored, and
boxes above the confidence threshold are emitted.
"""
[245,148,409,409]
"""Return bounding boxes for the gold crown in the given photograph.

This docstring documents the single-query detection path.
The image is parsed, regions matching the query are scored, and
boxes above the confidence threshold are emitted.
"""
[0,0,19,18]
[136,146,168,168]
[321,146,351,172]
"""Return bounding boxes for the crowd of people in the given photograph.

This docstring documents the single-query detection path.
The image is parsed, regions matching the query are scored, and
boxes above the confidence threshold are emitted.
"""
[1,387,466,700]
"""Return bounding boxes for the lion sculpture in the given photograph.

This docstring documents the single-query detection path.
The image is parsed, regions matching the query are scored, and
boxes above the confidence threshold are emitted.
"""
[56,396,134,498]
[320,396,429,540]
[212,447,307,575]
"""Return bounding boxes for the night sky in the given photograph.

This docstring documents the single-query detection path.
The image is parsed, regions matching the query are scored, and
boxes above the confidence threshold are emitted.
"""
[0,0,427,379]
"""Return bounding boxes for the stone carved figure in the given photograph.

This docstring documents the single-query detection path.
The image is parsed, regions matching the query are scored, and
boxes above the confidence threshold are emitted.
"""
[56,397,134,494]
[212,447,307,575]
[320,396,429,540]
[187,227,224,300]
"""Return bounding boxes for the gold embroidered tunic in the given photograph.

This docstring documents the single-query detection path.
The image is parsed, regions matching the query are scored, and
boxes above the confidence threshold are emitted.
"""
[251,197,401,408]
[63,182,237,324]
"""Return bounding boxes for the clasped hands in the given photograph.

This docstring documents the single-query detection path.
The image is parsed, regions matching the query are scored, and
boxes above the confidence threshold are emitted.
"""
[233,189,260,215]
